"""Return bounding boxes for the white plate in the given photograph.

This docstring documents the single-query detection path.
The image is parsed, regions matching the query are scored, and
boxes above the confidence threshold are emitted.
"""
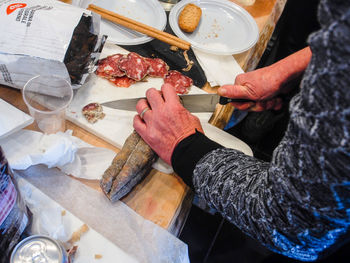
[169,0,259,55]
[93,0,167,45]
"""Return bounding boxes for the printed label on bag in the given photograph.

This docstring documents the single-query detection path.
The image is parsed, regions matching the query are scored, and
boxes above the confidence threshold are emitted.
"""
[0,64,14,84]
[14,4,52,27]
[0,0,86,61]
[6,3,26,14]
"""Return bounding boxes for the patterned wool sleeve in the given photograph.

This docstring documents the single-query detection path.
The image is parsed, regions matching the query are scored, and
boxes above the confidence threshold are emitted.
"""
[190,2,350,261]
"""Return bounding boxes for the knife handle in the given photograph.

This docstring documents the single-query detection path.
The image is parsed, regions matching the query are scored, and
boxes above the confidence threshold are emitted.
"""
[219,96,255,105]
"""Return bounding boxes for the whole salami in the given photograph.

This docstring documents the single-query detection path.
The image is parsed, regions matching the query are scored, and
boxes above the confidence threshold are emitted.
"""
[0,147,32,263]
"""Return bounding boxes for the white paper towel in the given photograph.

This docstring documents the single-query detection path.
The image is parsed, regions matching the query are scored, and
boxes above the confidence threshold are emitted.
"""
[193,48,244,87]
[0,129,116,180]
[193,49,249,129]
[0,129,78,170]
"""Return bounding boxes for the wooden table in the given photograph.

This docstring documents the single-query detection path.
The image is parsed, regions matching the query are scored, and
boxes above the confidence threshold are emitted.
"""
[0,0,286,237]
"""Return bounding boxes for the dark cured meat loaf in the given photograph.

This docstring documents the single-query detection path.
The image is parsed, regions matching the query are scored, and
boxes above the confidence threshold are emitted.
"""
[144,57,169,78]
[118,52,149,81]
[100,131,157,201]
[163,70,193,94]
[96,54,125,78]
[100,131,141,194]
[108,135,157,201]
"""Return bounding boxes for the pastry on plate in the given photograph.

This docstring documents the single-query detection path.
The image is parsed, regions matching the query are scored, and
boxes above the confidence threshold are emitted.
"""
[178,3,202,33]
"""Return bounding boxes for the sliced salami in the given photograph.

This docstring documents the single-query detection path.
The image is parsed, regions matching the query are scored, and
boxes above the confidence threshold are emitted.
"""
[163,70,193,94]
[109,76,136,88]
[95,70,113,80]
[119,52,149,81]
[96,54,125,78]
[144,58,169,78]
[82,102,105,124]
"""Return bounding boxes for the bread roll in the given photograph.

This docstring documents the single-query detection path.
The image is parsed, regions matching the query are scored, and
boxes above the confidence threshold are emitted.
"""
[178,3,202,33]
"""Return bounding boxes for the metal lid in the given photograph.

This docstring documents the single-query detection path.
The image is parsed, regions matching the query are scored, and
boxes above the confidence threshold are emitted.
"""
[10,235,65,263]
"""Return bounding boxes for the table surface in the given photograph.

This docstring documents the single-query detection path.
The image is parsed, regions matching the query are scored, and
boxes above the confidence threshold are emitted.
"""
[0,0,286,236]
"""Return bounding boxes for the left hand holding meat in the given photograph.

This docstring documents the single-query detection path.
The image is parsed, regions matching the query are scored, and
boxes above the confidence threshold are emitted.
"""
[133,83,204,165]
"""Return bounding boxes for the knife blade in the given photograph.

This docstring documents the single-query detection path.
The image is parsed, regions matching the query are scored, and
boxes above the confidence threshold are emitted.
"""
[101,94,253,113]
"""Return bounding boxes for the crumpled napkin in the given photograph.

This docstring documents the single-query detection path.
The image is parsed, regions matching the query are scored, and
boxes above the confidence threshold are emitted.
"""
[192,49,248,129]
[192,48,244,87]
[0,129,116,179]
[0,129,78,170]
[0,128,177,178]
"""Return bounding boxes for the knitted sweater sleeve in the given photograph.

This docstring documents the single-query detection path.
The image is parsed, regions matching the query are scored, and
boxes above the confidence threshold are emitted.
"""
[172,2,350,261]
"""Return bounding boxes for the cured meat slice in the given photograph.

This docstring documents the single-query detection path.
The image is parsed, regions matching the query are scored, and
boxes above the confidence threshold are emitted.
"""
[100,130,157,201]
[109,76,136,88]
[144,57,169,78]
[95,52,194,92]
[82,102,105,124]
[163,70,193,94]
[118,52,149,81]
[96,54,125,78]
[95,71,113,80]
[96,54,135,88]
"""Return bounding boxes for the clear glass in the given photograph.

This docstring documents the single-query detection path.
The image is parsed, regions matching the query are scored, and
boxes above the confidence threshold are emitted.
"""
[158,0,181,11]
[22,75,73,134]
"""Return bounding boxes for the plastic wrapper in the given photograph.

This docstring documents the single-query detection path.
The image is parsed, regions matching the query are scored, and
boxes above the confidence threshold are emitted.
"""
[16,165,190,263]
[0,147,32,263]
[0,0,106,89]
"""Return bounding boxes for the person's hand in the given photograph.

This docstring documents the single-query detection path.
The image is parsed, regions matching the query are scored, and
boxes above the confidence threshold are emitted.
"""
[218,65,290,111]
[217,47,312,111]
[133,83,204,165]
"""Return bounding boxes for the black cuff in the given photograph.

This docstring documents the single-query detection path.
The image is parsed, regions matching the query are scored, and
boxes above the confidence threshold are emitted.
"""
[171,130,222,190]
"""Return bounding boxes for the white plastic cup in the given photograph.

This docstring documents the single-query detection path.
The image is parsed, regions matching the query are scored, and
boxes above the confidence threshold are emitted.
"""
[236,0,256,6]
[159,0,181,11]
[22,75,73,134]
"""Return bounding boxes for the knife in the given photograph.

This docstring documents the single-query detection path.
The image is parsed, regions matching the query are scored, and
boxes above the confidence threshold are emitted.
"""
[101,94,253,113]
